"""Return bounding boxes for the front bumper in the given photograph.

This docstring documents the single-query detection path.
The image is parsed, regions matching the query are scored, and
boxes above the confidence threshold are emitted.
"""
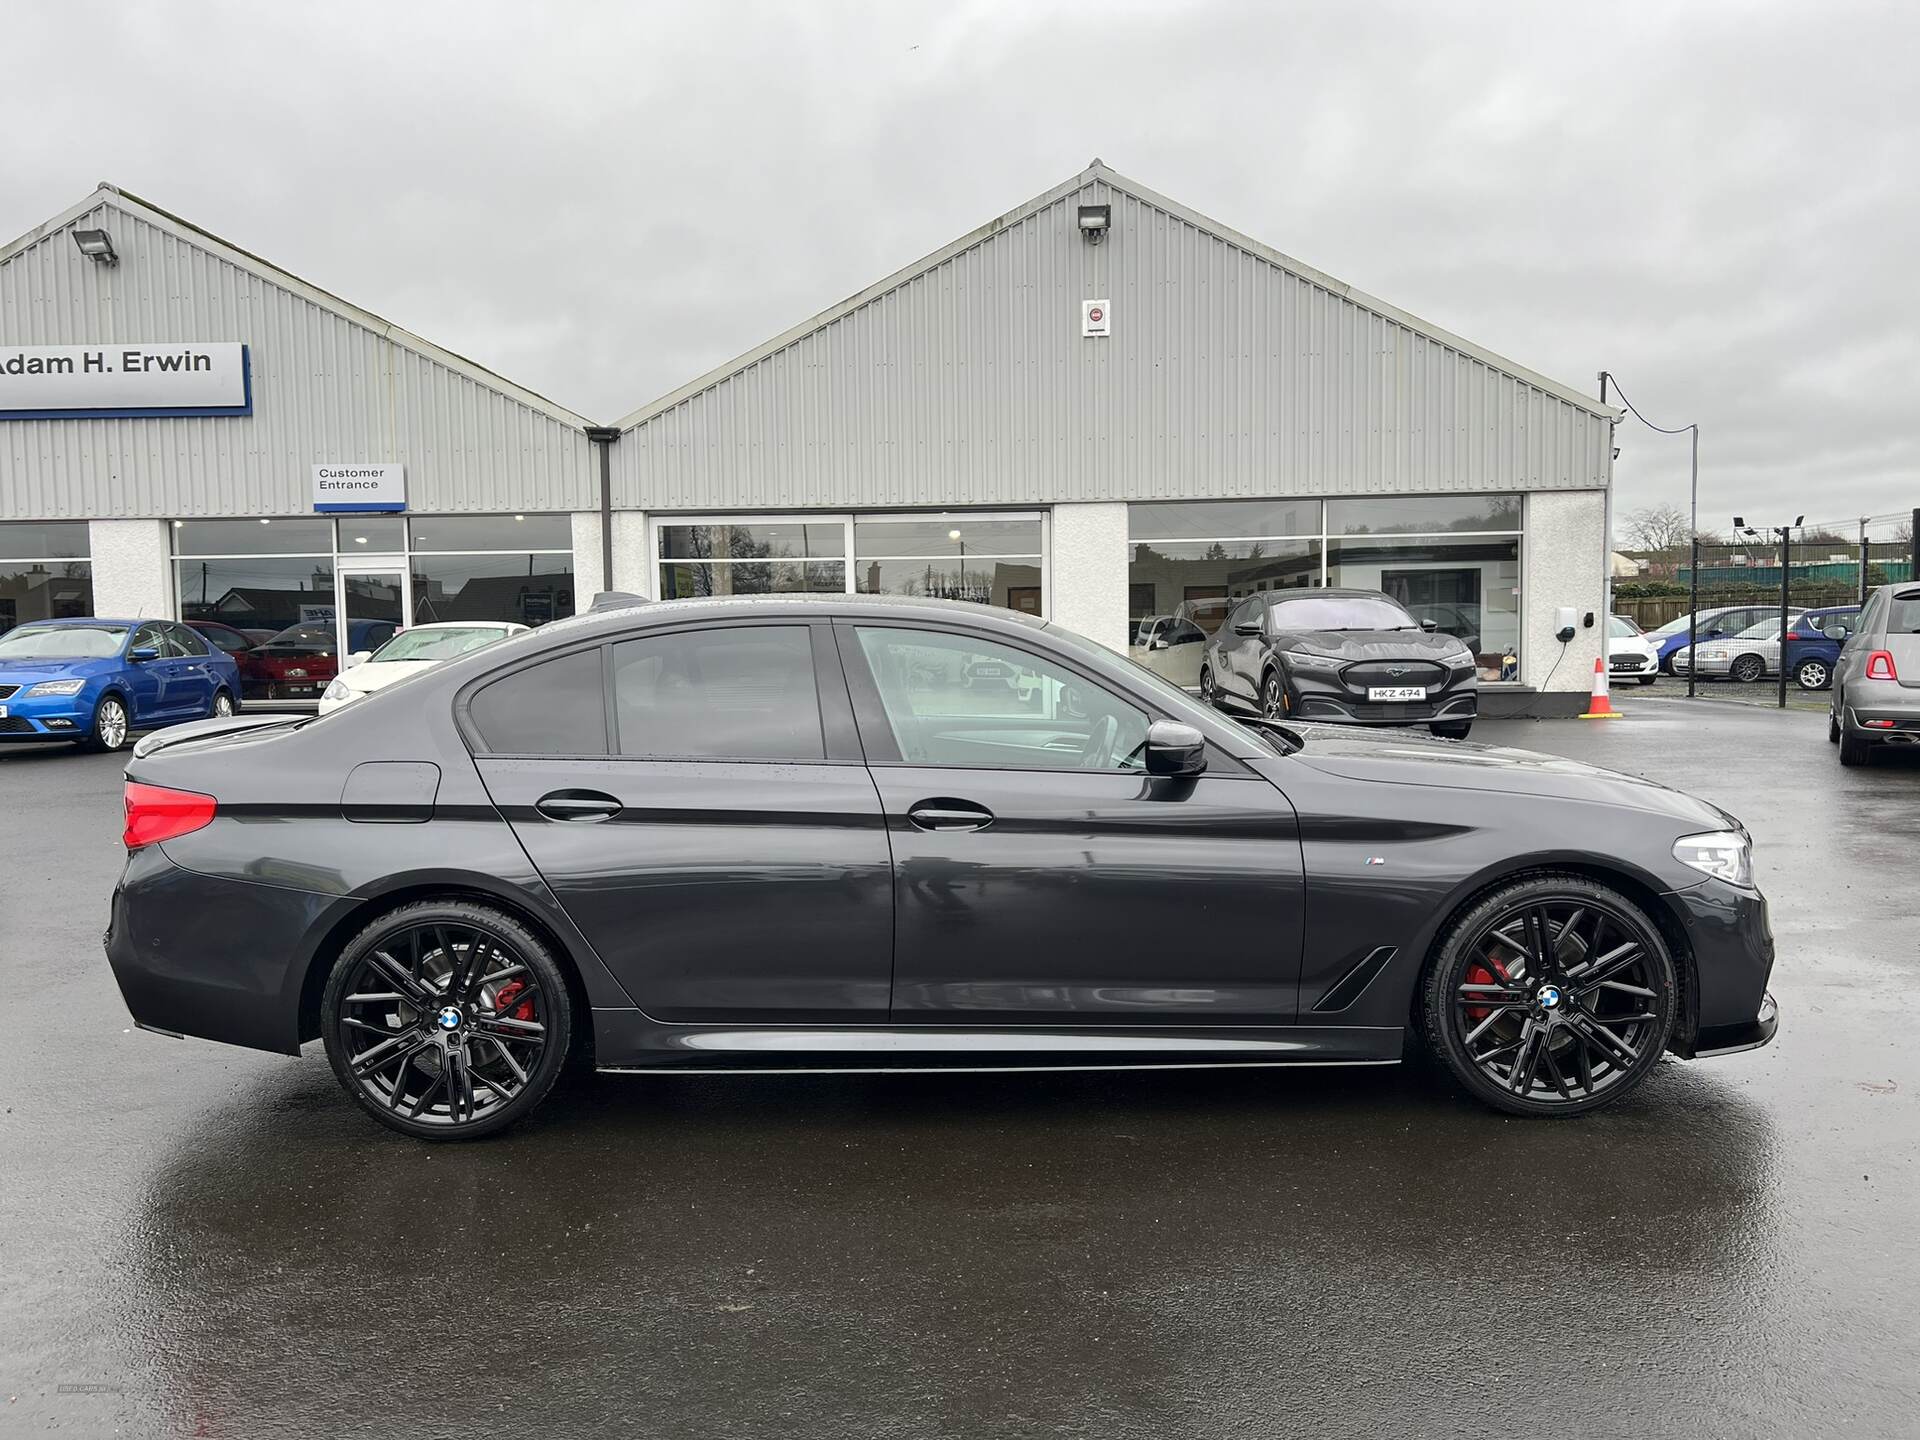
[1609,654,1658,678]
[1667,879,1778,1058]
[1286,676,1477,727]
[0,689,93,740]
[104,842,346,1055]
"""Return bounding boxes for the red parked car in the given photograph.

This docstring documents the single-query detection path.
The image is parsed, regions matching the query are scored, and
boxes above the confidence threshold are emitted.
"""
[247,620,400,702]
[185,620,267,699]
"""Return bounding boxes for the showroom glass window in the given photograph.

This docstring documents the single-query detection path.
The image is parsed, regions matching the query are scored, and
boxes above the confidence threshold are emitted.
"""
[0,521,92,637]
[1325,496,1522,682]
[1128,496,1524,683]
[654,513,1047,615]
[408,514,574,628]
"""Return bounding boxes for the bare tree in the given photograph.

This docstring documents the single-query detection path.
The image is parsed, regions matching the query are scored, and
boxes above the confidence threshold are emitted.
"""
[1620,503,1692,554]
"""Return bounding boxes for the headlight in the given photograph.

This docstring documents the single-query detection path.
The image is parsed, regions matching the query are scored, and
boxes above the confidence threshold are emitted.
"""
[26,679,87,697]
[1447,647,1476,668]
[1673,830,1753,887]
[322,678,351,701]
[1283,650,1341,671]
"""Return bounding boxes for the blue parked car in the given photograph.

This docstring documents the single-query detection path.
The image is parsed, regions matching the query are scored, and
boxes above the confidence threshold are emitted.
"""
[0,617,242,753]
[1782,605,1862,691]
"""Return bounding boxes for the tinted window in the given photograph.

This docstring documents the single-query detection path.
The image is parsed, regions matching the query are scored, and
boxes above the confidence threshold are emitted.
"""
[409,514,573,552]
[1266,595,1415,631]
[131,624,166,655]
[196,624,250,652]
[0,521,90,560]
[854,626,1149,772]
[612,626,823,761]
[172,519,334,556]
[1891,591,1920,633]
[467,648,608,755]
[167,624,210,656]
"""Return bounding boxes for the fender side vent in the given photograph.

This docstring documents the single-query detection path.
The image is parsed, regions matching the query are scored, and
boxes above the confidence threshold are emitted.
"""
[1311,945,1399,1014]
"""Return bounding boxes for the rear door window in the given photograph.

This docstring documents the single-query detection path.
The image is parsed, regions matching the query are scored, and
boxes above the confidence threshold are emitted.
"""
[611,625,824,761]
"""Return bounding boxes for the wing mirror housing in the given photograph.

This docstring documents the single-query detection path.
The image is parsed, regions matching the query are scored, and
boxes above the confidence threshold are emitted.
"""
[1232,619,1263,637]
[346,650,373,668]
[1823,626,1847,642]
[1147,636,1168,651]
[1419,617,1439,632]
[1144,720,1207,777]
[128,645,159,663]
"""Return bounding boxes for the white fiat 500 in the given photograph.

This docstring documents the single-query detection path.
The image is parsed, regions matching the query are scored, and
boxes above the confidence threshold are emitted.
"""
[319,622,529,714]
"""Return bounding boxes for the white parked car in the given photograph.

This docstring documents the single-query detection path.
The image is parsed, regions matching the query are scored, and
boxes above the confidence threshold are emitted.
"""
[1607,615,1659,685]
[318,621,529,714]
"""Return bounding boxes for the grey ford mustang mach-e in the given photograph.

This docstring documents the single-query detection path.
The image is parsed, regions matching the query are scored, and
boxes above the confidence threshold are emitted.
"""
[106,595,1777,1139]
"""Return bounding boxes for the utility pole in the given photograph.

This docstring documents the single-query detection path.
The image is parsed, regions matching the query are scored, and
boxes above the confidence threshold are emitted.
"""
[1776,525,1791,710]
[1859,518,1870,607]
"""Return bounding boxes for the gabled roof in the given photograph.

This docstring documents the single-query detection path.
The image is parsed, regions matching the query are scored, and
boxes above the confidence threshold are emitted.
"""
[1,183,593,429]
[614,159,1616,431]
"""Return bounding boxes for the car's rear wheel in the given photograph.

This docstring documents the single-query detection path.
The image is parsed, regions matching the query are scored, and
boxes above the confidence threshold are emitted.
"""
[322,901,572,1140]
[211,688,236,718]
[1430,720,1473,740]
[78,693,130,753]
[1423,875,1677,1117]
[1829,707,1841,743]
[1730,654,1766,684]
[1839,726,1872,767]
[1795,659,1830,691]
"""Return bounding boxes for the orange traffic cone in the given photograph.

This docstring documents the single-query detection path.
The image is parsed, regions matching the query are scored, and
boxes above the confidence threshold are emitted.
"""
[1579,656,1621,719]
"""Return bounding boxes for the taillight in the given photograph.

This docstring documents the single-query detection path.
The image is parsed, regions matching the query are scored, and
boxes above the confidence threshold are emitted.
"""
[1865,650,1899,681]
[123,782,217,849]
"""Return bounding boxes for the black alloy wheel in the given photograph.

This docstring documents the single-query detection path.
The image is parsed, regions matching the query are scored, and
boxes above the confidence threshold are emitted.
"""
[1730,654,1767,684]
[1262,669,1288,721]
[1424,875,1676,1117]
[1796,659,1830,691]
[321,901,571,1139]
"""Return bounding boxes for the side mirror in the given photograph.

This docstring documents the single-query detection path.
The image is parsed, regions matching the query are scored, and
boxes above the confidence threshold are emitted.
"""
[128,645,159,663]
[1147,636,1168,651]
[1419,617,1439,632]
[1232,619,1263,637]
[1144,720,1207,777]
[346,650,373,669]
[1823,626,1846,642]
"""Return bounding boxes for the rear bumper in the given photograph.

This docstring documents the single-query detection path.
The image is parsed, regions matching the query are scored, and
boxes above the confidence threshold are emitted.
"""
[1844,683,1920,738]
[104,843,345,1055]
[1667,879,1777,1056]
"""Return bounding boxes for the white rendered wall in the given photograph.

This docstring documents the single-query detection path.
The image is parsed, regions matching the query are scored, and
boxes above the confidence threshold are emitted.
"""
[88,520,173,620]
[1049,502,1129,652]
[1521,490,1607,693]
[611,511,651,597]
[570,512,604,604]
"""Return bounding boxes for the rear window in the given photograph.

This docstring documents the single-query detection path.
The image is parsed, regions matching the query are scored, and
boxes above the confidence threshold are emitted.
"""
[467,648,608,755]
[1891,592,1920,633]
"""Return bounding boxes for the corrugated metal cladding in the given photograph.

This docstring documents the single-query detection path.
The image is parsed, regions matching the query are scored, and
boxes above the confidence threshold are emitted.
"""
[616,173,1612,512]
[0,195,597,521]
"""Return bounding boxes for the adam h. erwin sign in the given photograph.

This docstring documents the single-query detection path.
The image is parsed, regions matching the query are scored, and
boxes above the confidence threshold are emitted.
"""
[0,342,251,419]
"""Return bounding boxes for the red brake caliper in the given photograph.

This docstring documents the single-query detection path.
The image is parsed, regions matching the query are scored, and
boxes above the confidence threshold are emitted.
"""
[492,979,536,1021]
[1463,955,1512,1023]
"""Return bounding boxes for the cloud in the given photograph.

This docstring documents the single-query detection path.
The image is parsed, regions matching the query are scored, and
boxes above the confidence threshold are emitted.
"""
[4,0,1915,524]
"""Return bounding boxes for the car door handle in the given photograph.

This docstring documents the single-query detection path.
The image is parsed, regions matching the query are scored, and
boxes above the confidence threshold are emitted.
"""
[907,800,995,832]
[535,790,623,822]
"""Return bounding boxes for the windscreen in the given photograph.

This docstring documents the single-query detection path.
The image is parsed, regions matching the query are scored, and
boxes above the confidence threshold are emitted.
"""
[0,624,126,659]
[1608,616,1640,638]
[1265,595,1414,631]
[370,627,509,663]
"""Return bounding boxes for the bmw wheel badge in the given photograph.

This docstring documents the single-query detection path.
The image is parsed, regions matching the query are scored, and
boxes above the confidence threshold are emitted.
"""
[437,1005,463,1031]
[1536,985,1562,1010]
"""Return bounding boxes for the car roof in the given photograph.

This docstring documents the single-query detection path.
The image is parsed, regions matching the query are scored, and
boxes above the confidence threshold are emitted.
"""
[401,620,522,632]
[20,616,145,627]
[552,592,1048,631]
[1256,588,1395,603]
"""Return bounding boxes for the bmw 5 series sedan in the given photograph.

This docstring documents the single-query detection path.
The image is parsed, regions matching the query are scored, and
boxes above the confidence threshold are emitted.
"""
[105,595,1777,1139]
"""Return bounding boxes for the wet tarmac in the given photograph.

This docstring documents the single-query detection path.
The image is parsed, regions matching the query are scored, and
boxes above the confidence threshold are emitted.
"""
[3,695,1917,1438]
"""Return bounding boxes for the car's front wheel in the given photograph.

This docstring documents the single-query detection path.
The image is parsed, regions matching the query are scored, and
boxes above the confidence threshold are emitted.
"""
[1261,669,1287,721]
[78,693,130,753]
[1422,875,1677,1117]
[1638,674,1657,686]
[1795,659,1830,691]
[1730,654,1766,684]
[1198,665,1218,708]
[1430,720,1473,740]
[322,901,573,1140]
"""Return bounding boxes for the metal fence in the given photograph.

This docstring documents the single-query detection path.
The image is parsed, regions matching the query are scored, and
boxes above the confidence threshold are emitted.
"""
[1614,510,1916,708]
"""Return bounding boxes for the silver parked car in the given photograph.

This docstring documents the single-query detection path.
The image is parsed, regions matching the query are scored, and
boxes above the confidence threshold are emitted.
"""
[1673,618,1785,683]
[1830,584,1920,765]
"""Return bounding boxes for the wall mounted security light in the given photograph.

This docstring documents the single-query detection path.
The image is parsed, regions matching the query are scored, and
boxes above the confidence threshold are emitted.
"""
[1076,204,1111,244]
[71,228,118,264]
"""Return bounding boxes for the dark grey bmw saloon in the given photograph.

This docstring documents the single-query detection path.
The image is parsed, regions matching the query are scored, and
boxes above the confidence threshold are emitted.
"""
[106,596,1777,1139]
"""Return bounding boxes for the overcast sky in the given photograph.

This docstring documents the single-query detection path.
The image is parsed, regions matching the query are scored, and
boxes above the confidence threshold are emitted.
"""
[5,0,1915,531]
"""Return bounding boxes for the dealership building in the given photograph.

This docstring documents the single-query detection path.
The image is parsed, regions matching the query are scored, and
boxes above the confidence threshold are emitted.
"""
[1,163,1617,709]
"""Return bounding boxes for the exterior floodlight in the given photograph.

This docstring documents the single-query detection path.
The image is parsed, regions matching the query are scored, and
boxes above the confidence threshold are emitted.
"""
[72,228,118,264]
[1793,515,1804,527]
[1077,204,1111,244]
[948,528,963,541]
[1732,516,1745,529]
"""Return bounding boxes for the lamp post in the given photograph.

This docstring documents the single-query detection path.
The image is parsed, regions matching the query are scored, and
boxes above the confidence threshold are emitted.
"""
[950,528,965,603]
[1734,514,1803,709]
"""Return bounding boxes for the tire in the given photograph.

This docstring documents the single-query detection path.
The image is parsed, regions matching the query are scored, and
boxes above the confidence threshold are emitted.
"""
[1729,654,1766,684]
[1198,665,1218,709]
[210,688,237,718]
[322,900,573,1140]
[1828,710,1840,744]
[1261,668,1287,721]
[1430,720,1473,740]
[1795,659,1830,692]
[1422,874,1677,1118]
[1638,675,1657,686]
[78,692,131,753]
[1839,727,1872,767]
